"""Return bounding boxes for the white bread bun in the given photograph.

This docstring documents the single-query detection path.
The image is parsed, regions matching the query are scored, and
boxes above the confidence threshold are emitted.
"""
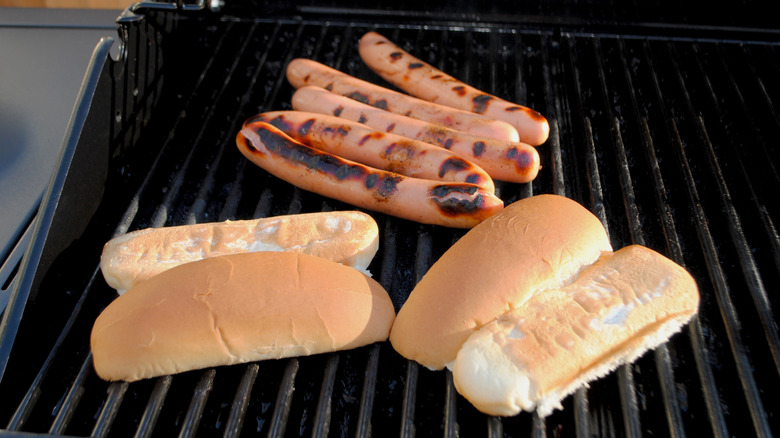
[452,244,699,417]
[389,194,613,370]
[91,251,395,382]
[101,211,379,294]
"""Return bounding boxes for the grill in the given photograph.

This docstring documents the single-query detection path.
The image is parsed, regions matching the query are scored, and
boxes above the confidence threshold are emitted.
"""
[1,1,779,436]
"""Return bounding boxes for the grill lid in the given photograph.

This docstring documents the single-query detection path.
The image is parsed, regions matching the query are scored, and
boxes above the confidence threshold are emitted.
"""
[1,3,779,437]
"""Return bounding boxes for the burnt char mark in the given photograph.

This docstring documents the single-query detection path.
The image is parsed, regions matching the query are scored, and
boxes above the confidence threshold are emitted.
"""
[303,74,311,83]
[347,91,370,104]
[443,138,454,149]
[472,94,494,114]
[430,184,484,216]
[386,123,396,132]
[507,147,536,172]
[465,173,483,185]
[263,115,295,134]
[431,74,443,80]
[472,141,486,157]
[408,62,424,69]
[247,123,405,197]
[373,174,402,200]
[323,124,351,137]
[359,132,385,146]
[253,124,374,182]
[333,106,344,117]
[390,52,403,61]
[373,99,389,110]
[439,157,470,179]
[298,119,316,137]
[358,114,368,124]
[452,86,467,97]
[506,105,547,122]
[325,83,334,91]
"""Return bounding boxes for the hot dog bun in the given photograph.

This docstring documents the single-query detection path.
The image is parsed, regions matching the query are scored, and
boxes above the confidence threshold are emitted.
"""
[452,244,698,417]
[101,211,379,294]
[389,194,614,370]
[91,251,396,382]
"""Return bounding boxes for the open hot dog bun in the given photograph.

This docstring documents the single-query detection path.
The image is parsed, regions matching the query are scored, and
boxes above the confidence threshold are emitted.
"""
[389,194,699,417]
[389,194,613,370]
[101,211,379,294]
[91,251,395,382]
[452,244,699,417]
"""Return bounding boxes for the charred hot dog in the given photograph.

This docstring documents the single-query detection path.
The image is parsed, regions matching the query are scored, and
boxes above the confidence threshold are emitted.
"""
[358,31,549,146]
[286,58,520,143]
[236,121,504,228]
[291,86,540,184]
[245,110,495,193]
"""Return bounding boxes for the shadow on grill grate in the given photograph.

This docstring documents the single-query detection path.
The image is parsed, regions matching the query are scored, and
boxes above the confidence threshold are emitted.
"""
[1,4,779,437]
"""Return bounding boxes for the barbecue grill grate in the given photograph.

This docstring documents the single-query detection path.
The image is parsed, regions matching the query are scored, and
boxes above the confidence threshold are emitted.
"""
[1,4,778,437]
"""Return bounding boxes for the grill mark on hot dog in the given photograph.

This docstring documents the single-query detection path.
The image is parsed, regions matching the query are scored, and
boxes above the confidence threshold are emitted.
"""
[439,157,469,179]
[386,123,396,132]
[430,184,487,217]
[347,91,369,104]
[506,105,548,122]
[323,124,351,137]
[373,99,389,110]
[359,132,384,146]
[390,52,403,61]
[431,74,443,79]
[299,119,316,137]
[473,141,486,157]
[408,62,424,69]
[507,147,537,174]
[452,86,467,97]
[358,114,367,123]
[472,95,494,114]
[333,106,344,117]
[243,123,401,199]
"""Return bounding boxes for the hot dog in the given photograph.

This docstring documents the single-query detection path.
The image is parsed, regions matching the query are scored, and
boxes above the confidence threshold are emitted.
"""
[236,121,504,228]
[245,111,495,193]
[291,86,540,184]
[286,58,520,143]
[358,32,550,146]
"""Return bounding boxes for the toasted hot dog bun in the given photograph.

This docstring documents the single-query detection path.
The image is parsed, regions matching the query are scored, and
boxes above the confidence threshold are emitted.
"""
[101,211,379,294]
[453,245,699,417]
[389,194,613,370]
[91,251,396,382]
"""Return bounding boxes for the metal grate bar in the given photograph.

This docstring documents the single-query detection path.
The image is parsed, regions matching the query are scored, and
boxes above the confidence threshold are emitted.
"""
[267,358,299,437]
[133,375,172,438]
[223,363,259,437]
[178,370,217,438]
[660,40,773,436]
[91,382,128,438]
[689,43,780,373]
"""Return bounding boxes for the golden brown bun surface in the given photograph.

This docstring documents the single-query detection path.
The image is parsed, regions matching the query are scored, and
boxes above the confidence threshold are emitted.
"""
[389,194,613,370]
[91,251,395,382]
[101,211,379,294]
